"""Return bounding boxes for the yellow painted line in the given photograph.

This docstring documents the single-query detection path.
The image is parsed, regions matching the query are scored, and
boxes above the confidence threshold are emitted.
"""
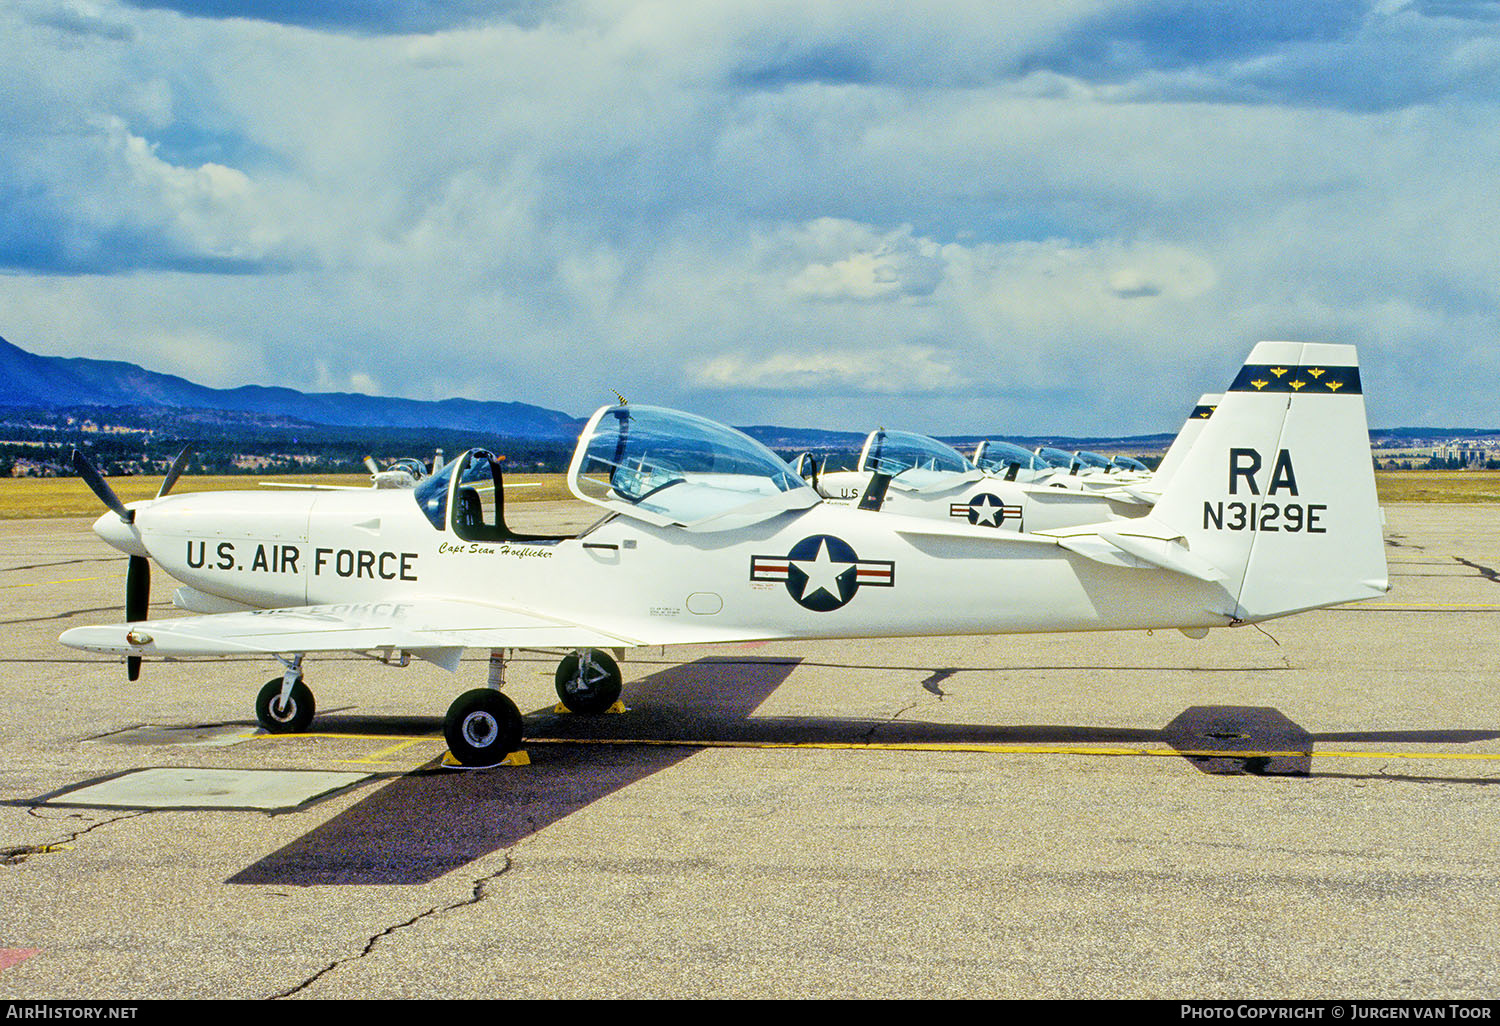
[529,738,1500,763]
[0,576,110,589]
[242,730,1500,766]
[250,731,436,743]
[335,738,432,765]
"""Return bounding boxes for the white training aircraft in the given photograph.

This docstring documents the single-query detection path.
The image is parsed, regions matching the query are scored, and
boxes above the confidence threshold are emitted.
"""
[807,429,1126,532]
[60,342,1387,767]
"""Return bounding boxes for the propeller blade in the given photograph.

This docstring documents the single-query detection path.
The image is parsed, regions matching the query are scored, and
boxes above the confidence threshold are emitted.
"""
[126,555,149,682]
[126,555,150,622]
[72,449,133,523]
[364,456,381,476]
[157,446,192,499]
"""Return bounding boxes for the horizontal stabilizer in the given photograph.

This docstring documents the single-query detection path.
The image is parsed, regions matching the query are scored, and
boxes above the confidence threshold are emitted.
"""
[1040,520,1227,582]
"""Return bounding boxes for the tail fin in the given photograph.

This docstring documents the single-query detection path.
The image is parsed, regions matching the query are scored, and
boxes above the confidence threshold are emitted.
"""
[1150,393,1220,493]
[1151,341,1387,621]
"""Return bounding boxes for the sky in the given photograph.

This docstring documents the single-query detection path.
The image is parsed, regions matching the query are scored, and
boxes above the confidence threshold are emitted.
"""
[3,0,1499,435]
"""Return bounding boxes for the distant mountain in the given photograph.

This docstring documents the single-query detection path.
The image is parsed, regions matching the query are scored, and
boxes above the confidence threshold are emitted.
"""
[0,335,584,438]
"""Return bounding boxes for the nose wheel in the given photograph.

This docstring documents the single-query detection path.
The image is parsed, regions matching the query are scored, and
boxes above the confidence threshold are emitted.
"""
[255,676,315,733]
[555,648,623,714]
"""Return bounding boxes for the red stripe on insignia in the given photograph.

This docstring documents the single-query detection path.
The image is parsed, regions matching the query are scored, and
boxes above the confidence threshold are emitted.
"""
[751,558,791,581]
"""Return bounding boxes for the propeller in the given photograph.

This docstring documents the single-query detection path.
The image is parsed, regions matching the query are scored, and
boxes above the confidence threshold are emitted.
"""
[364,456,381,476]
[157,445,192,499]
[73,446,191,682]
[72,449,134,523]
[124,554,149,681]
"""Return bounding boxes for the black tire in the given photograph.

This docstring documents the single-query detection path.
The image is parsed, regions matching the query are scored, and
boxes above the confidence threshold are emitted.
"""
[256,677,315,733]
[444,689,523,767]
[554,649,622,715]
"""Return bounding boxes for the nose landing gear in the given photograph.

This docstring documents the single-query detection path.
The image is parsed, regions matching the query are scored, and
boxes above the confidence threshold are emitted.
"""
[554,648,623,714]
[255,655,314,733]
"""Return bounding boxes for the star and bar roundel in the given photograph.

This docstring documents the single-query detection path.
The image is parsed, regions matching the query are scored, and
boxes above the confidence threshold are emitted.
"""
[750,535,896,612]
[949,492,1022,529]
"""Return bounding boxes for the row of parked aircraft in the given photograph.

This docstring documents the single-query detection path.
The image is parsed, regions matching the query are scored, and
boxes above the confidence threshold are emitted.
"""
[796,395,1219,533]
[60,342,1386,766]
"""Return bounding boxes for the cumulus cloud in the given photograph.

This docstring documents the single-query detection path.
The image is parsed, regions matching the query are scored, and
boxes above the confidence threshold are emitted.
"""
[785,221,944,302]
[693,345,968,395]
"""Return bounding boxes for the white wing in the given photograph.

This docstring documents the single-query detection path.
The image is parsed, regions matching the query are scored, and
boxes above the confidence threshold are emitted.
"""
[60,598,643,671]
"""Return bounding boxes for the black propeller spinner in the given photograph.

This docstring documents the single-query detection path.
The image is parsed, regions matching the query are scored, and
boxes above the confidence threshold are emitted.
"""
[72,447,192,682]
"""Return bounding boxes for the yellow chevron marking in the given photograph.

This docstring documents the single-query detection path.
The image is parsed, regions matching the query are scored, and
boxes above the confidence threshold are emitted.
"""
[1271,367,1288,377]
[1327,380,1343,392]
[1252,380,1268,390]
[1308,367,1325,378]
[1290,380,1306,390]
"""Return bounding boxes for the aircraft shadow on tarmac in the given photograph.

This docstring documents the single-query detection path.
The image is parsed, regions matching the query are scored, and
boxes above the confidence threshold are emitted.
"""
[227,657,1500,887]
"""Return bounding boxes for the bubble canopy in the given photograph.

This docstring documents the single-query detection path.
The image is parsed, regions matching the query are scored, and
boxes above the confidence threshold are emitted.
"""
[568,404,820,529]
[973,439,1048,474]
[858,430,974,476]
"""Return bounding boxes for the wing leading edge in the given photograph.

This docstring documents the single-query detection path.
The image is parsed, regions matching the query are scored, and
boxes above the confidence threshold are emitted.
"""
[59,598,644,671]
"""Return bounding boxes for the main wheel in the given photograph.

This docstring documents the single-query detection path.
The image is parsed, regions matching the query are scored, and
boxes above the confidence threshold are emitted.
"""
[554,649,622,714]
[444,689,523,767]
[256,677,316,733]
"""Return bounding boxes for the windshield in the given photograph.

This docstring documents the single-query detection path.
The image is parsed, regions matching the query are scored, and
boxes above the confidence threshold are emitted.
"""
[1075,450,1113,471]
[413,460,455,529]
[1112,455,1149,472]
[570,405,816,527]
[860,430,973,477]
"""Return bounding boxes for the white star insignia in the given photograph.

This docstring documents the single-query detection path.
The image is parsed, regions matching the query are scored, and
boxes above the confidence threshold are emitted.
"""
[970,495,1004,527]
[792,539,851,604]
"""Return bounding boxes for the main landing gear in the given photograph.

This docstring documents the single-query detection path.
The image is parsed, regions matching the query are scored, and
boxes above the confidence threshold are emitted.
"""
[444,688,523,766]
[251,647,626,768]
[441,648,624,767]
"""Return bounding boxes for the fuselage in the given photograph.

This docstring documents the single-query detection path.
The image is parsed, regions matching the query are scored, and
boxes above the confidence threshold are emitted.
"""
[107,484,1236,649]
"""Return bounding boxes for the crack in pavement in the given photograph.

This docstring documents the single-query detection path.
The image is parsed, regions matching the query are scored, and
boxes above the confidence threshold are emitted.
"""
[1,557,124,573]
[858,671,949,741]
[271,854,516,999]
[920,668,957,698]
[4,809,149,865]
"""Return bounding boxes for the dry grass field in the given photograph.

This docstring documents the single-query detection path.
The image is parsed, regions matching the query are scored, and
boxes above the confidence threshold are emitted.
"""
[1374,470,1500,503]
[1,469,1495,519]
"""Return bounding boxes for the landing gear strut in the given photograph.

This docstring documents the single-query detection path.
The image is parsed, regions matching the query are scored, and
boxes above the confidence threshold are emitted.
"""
[555,648,623,714]
[443,648,524,767]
